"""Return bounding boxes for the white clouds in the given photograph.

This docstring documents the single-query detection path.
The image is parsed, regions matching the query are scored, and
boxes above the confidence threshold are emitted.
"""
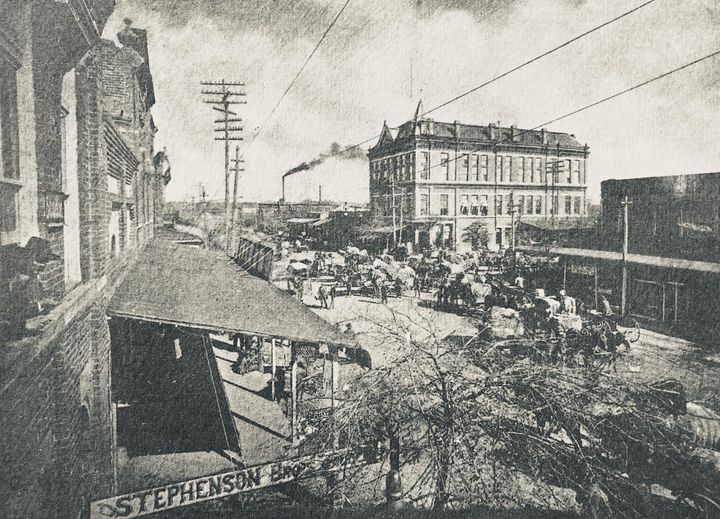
[105,0,720,204]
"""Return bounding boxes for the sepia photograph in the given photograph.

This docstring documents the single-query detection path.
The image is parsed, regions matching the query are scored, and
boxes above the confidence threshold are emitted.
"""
[1,0,719,517]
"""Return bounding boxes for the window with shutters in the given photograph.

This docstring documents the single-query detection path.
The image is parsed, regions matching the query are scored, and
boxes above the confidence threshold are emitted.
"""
[534,157,543,184]
[440,153,451,181]
[470,195,479,215]
[503,156,512,182]
[420,194,429,215]
[105,123,139,198]
[439,194,449,215]
[458,154,468,181]
[459,194,469,215]
[469,154,478,182]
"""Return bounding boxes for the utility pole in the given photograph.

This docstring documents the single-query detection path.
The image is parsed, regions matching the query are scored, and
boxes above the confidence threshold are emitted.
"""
[620,196,632,316]
[201,79,245,252]
[391,175,397,249]
[229,145,245,253]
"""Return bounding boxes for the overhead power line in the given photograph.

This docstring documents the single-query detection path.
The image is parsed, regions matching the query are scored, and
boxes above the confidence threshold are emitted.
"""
[242,0,353,156]
[422,0,657,118]
[421,48,720,175]
[288,0,657,170]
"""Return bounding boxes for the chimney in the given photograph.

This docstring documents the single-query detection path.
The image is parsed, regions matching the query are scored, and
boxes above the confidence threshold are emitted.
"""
[541,128,547,145]
[318,185,322,202]
[510,124,517,142]
[454,120,460,139]
[117,18,139,47]
[488,122,496,140]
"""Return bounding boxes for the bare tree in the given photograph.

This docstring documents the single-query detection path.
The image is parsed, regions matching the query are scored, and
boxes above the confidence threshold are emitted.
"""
[302,306,720,517]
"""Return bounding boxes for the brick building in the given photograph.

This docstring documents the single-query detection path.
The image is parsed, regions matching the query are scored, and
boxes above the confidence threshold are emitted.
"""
[367,102,589,252]
[0,4,168,517]
[598,172,720,336]
[601,172,720,262]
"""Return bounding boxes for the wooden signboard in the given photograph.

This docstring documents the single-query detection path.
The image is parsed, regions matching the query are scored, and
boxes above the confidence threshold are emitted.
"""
[90,448,369,518]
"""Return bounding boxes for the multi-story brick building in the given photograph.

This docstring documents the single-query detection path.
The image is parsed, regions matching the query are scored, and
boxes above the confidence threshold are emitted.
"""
[0,4,168,517]
[601,172,720,262]
[367,102,589,252]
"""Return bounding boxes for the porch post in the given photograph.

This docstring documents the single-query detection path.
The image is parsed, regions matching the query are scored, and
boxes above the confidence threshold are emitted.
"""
[270,338,276,401]
[291,358,298,446]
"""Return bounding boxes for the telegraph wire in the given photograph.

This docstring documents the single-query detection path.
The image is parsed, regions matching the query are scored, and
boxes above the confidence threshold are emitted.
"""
[421,0,658,118]
[199,0,353,207]
[284,0,658,169]
[420,48,720,175]
[242,0,353,156]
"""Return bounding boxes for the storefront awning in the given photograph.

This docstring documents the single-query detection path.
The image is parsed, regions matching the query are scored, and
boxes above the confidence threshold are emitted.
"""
[519,217,595,231]
[285,217,318,225]
[517,245,720,274]
[108,241,356,346]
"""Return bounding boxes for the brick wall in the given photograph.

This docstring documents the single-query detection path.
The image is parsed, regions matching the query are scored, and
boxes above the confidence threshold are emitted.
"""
[0,271,124,518]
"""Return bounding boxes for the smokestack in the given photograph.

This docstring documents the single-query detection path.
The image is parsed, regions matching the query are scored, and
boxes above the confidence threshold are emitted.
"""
[318,185,322,202]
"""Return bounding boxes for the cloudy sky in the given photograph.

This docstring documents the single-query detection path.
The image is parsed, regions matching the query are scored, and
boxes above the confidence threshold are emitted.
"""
[103,0,720,204]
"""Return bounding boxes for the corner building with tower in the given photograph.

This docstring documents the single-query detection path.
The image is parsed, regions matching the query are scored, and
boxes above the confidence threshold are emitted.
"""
[368,102,590,252]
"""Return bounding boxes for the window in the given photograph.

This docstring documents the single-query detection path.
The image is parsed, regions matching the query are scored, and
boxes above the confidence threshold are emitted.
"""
[517,157,525,183]
[573,160,580,184]
[459,194,469,215]
[505,195,512,215]
[440,153,450,180]
[420,193,429,215]
[495,155,502,182]
[495,195,503,215]
[574,196,582,214]
[407,153,415,180]
[503,156,512,182]
[552,195,559,215]
[566,159,572,184]
[564,196,572,214]
[526,195,533,215]
[480,195,488,216]
[458,154,468,181]
[534,157,542,184]
[1,61,20,239]
[516,195,524,214]
[470,195,479,215]
[439,194,449,215]
[419,152,429,180]
[469,155,478,181]
[480,155,489,181]
[535,196,542,214]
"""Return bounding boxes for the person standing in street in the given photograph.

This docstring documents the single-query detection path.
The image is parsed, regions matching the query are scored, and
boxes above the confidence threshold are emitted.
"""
[412,275,421,298]
[329,283,336,309]
[380,282,388,304]
[318,284,329,309]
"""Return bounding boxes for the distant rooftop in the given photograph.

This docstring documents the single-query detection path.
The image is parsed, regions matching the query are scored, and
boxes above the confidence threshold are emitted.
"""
[370,100,587,154]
